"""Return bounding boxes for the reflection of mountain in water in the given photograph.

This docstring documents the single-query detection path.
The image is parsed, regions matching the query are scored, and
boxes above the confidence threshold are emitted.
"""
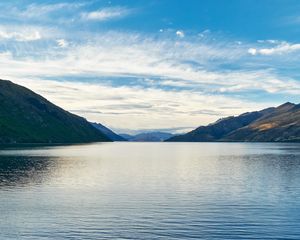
[0,156,57,187]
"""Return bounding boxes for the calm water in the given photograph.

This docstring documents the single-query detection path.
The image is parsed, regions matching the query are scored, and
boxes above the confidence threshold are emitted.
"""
[0,143,300,239]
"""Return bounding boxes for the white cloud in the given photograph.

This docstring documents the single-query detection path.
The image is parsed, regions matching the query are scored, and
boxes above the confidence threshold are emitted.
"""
[22,3,71,17]
[0,28,41,41]
[0,2,298,132]
[0,51,12,59]
[56,39,69,48]
[0,32,299,95]
[176,30,185,38]
[12,78,269,131]
[15,2,84,19]
[248,42,300,55]
[0,31,299,130]
[81,7,131,21]
[248,48,257,55]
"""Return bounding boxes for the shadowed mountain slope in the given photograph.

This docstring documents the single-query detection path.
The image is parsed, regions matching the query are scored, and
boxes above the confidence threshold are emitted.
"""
[0,79,110,144]
[91,122,126,141]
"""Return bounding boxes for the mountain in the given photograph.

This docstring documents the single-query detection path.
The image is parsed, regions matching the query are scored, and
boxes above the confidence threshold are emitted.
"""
[223,102,300,142]
[166,102,300,142]
[0,79,111,144]
[120,132,174,142]
[119,133,133,140]
[91,122,126,141]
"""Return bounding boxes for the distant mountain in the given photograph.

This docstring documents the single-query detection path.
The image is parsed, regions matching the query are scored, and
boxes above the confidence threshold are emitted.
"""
[119,134,134,140]
[120,132,174,142]
[91,122,126,141]
[166,102,300,142]
[0,79,111,144]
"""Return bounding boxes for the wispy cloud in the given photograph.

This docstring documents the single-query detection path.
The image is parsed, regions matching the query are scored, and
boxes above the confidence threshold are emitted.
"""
[4,3,133,24]
[0,2,86,25]
[1,31,299,95]
[81,7,132,21]
[12,78,268,131]
[248,41,300,55]
[1,29,298,130]
[0,27,41,41]
[0,0,299,131]
[19,3,81,18]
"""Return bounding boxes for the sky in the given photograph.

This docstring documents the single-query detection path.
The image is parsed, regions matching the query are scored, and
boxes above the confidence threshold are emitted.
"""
[0,0,300,134]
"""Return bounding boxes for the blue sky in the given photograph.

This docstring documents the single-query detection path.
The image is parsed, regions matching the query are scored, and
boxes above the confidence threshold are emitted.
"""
[0,0,299,133]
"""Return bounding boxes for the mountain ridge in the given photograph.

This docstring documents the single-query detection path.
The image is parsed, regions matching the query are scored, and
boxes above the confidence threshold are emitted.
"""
[166,102,300,142]
[1,79,298,143]
[120,132,174,142]
[0,79,111,144]
[91,122,126,141]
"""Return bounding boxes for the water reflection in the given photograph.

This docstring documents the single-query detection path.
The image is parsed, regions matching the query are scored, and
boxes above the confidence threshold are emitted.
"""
[0,143,299,239]
[0,156,56,187]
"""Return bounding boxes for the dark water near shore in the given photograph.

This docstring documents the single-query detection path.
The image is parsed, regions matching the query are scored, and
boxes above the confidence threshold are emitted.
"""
[0,142,300,239]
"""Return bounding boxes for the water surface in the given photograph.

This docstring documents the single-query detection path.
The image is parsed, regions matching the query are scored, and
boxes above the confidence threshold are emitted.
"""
[0,142,300,239]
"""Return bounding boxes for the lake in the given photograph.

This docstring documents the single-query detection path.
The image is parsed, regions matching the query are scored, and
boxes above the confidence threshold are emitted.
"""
[0,142,300,239]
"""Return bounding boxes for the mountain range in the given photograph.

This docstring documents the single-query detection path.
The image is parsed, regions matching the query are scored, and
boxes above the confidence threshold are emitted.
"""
[120,132,174,142]
[0,79,299,143]
[166,102,300,142]
[0,79,110,144]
